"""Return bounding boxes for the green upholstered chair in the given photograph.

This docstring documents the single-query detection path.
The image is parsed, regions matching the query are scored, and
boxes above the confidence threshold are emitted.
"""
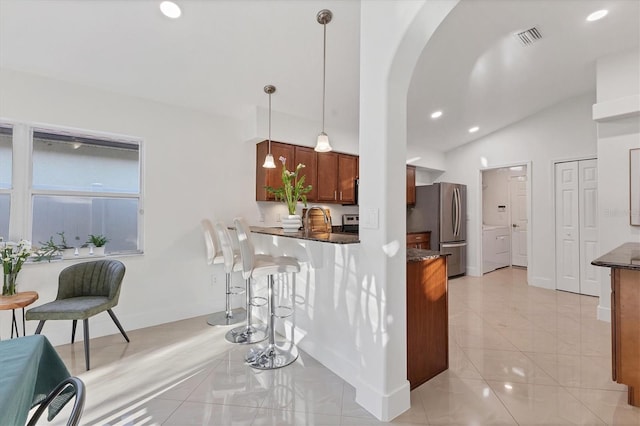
[26,259,129,370]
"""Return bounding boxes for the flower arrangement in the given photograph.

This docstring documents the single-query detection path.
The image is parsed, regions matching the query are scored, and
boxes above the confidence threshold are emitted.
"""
[1,238,33,296]
[265,156,313,215]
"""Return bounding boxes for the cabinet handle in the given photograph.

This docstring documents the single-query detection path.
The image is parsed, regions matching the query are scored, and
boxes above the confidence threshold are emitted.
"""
[340,191,343,200]
[334,190,337,200]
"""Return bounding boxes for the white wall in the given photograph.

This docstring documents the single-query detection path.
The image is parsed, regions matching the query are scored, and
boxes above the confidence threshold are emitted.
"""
[0,68,310,342]
[440,93,597,282]
[593,49,640,321]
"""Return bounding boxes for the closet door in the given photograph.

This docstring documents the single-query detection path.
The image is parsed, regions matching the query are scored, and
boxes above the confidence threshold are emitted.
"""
[556,162,580,293]
[555,159,599,295]
[579,159,599,296]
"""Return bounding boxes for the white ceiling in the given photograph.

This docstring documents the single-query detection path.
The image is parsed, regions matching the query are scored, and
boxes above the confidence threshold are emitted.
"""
[407,0,640,151]
[1,0,639,153]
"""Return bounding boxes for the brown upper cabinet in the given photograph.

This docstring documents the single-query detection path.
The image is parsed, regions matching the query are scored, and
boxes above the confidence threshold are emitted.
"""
[256,141,295,201]
[294,145,317,202]
[407,165,416,205]
[256,140,358,205]
[317,152,358,204]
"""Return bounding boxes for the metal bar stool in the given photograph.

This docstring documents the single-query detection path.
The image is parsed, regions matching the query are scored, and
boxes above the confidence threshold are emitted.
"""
[214,222,268,344]
[233,217,301,369]
[201,219,246,326]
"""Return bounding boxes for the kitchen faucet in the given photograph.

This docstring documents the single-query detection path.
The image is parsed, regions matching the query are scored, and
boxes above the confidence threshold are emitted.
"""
[304,206,329,233]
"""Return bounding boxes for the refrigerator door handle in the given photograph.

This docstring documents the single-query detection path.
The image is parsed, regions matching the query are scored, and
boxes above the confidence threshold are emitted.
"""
[453,187,460,237]
[441,242,467,248]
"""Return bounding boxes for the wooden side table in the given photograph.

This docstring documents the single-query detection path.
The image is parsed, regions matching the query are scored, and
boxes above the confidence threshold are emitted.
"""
[0,291,39,339]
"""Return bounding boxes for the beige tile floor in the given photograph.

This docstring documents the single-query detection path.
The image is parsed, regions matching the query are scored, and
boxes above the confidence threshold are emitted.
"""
[47,267,640,425]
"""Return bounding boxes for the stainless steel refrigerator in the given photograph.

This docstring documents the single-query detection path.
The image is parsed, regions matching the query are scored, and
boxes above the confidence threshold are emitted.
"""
[407,182,467,277]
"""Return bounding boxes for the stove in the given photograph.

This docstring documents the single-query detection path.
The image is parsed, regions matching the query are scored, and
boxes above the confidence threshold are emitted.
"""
[341,214,359,234]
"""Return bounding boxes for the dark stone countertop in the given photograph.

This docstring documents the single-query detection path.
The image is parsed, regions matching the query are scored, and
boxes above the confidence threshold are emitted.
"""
[591,242,640,271]
[407,230,431,235]
[407,248,449,262]
[250,226,360,244]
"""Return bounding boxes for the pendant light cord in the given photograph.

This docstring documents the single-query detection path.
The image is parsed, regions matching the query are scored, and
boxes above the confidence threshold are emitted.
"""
[268,91,272,153]
[322,22,327,134]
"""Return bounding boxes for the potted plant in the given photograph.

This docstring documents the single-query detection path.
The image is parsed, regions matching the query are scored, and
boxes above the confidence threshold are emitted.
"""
[87,234,109,256]
[1,238,33,295]
[56,232,76,259]
[265,156,312,232]
[33,237,60,262]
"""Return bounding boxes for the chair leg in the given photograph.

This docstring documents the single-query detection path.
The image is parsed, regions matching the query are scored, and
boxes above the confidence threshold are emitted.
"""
[83,319,90,371]
[35,320,45,334]
[107,309,130,342]
[71,320,77,343]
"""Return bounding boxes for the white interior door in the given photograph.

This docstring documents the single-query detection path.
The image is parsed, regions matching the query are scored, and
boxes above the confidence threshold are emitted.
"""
[579,159,599,296]
[556,162,580,293]
[509,177,528,267]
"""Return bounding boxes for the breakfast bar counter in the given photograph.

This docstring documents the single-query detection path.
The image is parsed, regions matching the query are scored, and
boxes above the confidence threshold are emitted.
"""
[250,226,360,244]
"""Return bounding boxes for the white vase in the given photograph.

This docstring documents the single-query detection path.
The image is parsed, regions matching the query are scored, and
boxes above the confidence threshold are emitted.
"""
[281,214,302,232]
[93,246,106,256]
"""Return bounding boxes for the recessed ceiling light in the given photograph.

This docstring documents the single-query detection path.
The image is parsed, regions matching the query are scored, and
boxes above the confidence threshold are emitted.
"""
[468,126,479,133]
[160,1,181,19]
[431,110,443,119]
[586,9,608,22]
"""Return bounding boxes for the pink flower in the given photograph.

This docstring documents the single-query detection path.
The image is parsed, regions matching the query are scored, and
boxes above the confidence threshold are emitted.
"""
[279,156,286,165]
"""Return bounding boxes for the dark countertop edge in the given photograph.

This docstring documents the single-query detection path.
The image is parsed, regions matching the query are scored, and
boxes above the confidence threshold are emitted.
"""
[407,230,431,235]
[250,226,360,244]
[407,248,449,262]
[591,242,640,271]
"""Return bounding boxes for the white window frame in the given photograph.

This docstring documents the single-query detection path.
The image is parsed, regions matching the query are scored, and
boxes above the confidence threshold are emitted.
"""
[1,118,145,255]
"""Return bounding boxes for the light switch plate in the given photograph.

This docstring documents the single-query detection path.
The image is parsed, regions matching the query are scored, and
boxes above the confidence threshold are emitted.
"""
[361,207,379,229]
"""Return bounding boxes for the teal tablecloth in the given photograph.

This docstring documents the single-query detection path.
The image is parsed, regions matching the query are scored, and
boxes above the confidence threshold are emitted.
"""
[0,335,73,425]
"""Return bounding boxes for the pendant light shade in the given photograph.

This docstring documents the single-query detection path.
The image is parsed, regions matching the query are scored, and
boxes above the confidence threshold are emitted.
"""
[315,9,333,153]
[262,85,277,169]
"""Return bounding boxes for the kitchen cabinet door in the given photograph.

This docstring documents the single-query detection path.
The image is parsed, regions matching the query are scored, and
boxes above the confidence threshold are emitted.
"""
[294,146,317,202]
[407,232,430,250]
[407,166,416,205]
[338,154,358,204]
[317,152,339,202]
[256,141,295,201]
[407,255,448,389]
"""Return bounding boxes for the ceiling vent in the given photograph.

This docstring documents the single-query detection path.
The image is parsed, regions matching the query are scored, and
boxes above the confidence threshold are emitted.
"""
[515,27,542,46]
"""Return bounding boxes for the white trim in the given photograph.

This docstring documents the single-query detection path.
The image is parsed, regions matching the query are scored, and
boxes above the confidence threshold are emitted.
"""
[597,305,611,322]
[478,160,532,285]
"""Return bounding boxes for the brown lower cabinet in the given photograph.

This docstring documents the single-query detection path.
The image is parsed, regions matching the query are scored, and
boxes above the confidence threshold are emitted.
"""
[611,268,640,406]
[407,255,448,389]
[407,232,430,250]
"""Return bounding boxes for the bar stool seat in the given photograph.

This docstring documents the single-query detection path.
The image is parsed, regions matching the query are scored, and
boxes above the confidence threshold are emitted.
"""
[201,219,246,326]
[234,217,301,369]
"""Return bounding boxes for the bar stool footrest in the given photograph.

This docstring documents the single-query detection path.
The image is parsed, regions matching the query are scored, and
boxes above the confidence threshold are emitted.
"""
[249,296,268,308]
[273,305,293,319]
[228,286,246,296]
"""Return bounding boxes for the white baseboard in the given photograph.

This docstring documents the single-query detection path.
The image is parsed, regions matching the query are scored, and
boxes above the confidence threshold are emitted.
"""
[355,377,411,422]
[597,305,611,323]
[466,265,481,277]
[530,276,554,290]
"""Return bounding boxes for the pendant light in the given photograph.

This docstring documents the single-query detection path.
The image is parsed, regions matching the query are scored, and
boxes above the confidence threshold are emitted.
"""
[262,84,277,168]
[315,9,333,152]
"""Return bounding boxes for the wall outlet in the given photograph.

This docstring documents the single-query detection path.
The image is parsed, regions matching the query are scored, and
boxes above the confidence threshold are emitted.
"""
[211,275,217,285]
[276,213,281,222]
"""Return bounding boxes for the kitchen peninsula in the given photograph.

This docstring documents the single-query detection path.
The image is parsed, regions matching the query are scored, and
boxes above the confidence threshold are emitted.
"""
[248,226,365,396]
[592,242,640,407]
